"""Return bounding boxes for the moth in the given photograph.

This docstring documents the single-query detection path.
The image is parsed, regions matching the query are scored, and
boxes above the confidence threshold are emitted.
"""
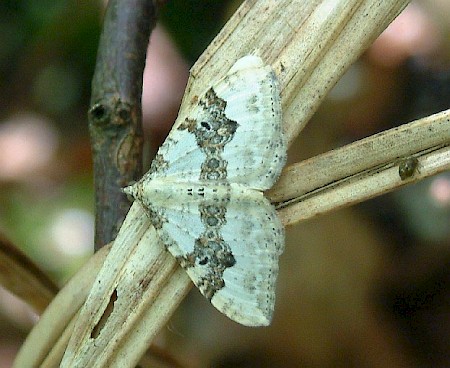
[124,55,286,326]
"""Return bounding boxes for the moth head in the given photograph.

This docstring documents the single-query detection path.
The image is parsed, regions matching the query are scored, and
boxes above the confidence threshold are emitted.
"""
[122,184,138,201]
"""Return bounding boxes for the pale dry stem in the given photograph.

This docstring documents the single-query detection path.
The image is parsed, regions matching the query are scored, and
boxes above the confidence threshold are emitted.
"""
[269,109,450,225]
[0,235,58,315]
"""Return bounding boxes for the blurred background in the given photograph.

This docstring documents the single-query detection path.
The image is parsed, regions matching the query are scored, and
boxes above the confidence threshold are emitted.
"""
[0,1,449,367]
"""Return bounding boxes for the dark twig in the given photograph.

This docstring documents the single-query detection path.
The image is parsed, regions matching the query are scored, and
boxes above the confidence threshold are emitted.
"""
[88,0,160,250]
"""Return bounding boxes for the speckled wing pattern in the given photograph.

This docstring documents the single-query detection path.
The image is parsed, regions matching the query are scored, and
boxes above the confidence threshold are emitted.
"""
[124,55,286,326]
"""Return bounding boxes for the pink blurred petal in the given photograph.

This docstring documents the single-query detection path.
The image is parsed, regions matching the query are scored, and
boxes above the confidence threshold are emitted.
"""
[0,114,59,181]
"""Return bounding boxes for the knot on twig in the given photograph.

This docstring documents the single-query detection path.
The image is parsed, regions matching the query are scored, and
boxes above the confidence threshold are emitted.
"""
[89,98,133,127]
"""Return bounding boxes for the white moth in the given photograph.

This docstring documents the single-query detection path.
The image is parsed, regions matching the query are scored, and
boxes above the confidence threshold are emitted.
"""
[124,55,286,326]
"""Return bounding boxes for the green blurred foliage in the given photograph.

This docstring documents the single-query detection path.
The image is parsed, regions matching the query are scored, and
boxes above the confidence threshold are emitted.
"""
[1,176,94,281]
[0,0,101,131]
[0,1,102,280]
[160,1,233,62]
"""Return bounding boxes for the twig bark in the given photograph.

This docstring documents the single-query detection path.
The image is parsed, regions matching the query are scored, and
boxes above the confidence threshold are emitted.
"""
[88,0,158,250]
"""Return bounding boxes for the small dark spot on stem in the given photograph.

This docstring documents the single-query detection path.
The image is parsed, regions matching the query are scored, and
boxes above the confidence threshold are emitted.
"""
[399,157,419,180]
